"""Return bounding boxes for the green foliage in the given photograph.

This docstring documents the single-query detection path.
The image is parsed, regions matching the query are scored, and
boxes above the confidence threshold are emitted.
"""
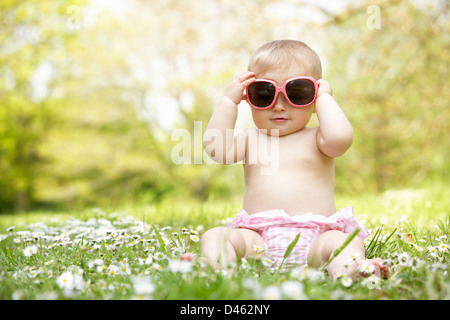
[0,0,448,212]
[0,0,87,211]
[0,184,449,300]
[325,1,450,192]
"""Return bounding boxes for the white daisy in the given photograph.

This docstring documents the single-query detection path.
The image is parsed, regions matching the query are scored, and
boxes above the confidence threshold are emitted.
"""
[56,271,74,290]
[340,275,353,287]
[189,234,200,242]
[23,245,38,257]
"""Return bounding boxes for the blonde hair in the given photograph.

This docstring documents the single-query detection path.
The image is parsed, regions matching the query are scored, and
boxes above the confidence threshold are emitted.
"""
[248,40,322,80]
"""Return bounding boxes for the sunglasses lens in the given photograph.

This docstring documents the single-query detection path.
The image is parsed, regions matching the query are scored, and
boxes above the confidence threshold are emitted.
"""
[248,82,275,108]
[286,79,316,106]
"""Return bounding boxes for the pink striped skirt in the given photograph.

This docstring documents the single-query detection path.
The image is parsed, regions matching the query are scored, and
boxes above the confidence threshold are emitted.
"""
[226,207,371,269]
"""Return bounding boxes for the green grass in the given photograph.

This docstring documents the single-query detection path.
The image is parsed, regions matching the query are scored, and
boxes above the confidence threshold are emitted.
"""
[0,182,449,300]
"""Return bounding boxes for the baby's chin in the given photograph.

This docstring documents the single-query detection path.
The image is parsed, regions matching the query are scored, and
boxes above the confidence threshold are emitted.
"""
[255,126,304,137]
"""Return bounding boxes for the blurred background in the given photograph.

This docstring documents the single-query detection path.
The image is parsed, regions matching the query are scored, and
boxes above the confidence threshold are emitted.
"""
[0,0,448,213]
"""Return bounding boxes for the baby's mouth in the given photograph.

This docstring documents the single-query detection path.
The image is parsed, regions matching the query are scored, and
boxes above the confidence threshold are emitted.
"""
[271,117,288,123]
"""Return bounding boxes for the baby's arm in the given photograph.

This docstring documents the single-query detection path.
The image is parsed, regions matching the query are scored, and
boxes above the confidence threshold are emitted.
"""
[315,79,353,158]
[203,71,255,164]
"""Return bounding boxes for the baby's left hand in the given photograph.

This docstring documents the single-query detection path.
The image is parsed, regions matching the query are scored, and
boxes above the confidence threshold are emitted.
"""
[317,79,333,97]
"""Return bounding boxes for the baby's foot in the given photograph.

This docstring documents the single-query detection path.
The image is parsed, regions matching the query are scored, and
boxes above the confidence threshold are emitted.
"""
[180,253,210,269]
[355,258,389,279]
[180,253,196,262]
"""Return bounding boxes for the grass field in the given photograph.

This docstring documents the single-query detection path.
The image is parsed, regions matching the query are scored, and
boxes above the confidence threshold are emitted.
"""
[0,181,448,301]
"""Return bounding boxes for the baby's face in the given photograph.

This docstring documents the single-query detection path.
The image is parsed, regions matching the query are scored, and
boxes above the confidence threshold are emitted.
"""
[250,65,315,136]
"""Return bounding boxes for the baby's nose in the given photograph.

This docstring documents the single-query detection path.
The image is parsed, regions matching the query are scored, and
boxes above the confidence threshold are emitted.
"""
[272,94,287,111]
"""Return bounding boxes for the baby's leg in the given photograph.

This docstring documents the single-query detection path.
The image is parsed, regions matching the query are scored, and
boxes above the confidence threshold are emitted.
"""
[307,230,389,280]
[200,227,265,269]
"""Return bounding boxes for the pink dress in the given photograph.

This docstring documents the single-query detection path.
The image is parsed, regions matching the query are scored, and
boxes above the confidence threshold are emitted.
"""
[226,207,371,269]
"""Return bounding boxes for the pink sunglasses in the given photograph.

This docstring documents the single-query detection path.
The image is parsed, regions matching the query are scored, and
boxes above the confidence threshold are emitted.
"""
[246,76,318,109]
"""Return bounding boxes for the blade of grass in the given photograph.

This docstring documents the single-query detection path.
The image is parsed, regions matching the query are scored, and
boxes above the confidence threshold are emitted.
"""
[365,226,397,259]
[151,224,167,254]
[365,226,383,258]
[437,214,450,235]
[276,232,301,273]
[2,247,17,266]
[319,228,360,272]
[372,227,397,258]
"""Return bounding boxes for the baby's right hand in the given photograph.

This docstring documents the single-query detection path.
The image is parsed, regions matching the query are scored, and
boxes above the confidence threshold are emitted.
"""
[223,71,255,105]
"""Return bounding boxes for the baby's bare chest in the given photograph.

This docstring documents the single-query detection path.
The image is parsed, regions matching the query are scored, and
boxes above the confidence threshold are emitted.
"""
[244,130,330,175]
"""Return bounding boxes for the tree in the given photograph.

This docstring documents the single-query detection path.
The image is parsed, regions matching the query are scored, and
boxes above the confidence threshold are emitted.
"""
[0,0,86,211]
[322,0,449,192]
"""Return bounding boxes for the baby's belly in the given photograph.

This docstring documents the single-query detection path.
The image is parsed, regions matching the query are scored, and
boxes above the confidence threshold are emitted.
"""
[243,178,336,216]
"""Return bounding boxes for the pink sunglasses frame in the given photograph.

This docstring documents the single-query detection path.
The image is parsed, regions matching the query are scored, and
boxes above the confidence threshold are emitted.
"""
[246,76,319,110]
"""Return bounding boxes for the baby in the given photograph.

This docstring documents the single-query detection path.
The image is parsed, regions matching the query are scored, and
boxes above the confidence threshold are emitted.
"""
[198,40,388,280]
